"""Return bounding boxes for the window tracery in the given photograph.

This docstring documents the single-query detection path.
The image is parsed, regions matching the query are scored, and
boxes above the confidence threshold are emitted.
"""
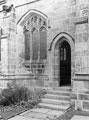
[23,13,47,74]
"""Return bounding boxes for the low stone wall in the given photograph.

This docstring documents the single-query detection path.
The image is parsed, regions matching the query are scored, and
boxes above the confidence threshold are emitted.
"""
[71,90,89,111]
[71,75,89,111]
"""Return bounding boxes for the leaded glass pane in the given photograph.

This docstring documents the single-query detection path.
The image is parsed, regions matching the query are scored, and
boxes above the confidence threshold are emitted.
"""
[32,29,39,60]
[40,27,47,60]
[24,30,30,60]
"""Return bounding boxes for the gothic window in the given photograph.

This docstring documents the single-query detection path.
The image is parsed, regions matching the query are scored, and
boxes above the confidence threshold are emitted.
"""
[24,14,47,61]
[24,13,47,74]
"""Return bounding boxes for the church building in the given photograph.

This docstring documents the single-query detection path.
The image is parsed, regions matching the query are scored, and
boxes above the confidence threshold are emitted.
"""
[0,0,89,111]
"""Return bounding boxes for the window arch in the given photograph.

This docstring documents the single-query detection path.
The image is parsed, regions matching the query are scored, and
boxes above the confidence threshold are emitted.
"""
[24,13,47,61]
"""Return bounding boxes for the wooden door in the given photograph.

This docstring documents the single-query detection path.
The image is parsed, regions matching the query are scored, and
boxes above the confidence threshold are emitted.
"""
[60,41,71,86]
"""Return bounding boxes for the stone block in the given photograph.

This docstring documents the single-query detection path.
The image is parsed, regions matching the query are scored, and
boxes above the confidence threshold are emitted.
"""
[81,67,88,73]
[70,100,75,108]
[54,50,59,56]
[54,71,59,76]
[81,9,89,17]
[75,51,81,56]
[74,16,88,24]
[68,12,76,18]
[36,79,44,87]
[82,50,88,56]
[54,78,59,82]
[75,23,88,33]
[69,25,75,33]
[80,3,89,10]
[75,100,83,110]
[75,67,81,73]
[70,0,76,5]
[55,58,59,64]
[53,65,59,70]
[72,80,85,91]
[82,33,88,42]
[84,81,89,89]
[71,93,77,99]
[76,33,88,42]
[79,94,89,100]
[49,81,58,87]
[83,101,89,110]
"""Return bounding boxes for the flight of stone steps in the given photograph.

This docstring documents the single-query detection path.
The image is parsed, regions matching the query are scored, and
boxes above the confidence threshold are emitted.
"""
[38,86,71,112]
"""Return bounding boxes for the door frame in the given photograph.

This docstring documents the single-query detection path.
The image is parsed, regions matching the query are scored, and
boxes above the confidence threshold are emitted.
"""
[50,32,75,87]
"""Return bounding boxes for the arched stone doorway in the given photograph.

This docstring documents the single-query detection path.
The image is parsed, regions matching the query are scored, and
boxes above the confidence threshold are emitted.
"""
[59,40,71,86]
[50,33,75,87]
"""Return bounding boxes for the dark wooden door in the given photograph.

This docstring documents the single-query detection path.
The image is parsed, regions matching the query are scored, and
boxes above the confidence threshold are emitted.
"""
[60,41,71,86]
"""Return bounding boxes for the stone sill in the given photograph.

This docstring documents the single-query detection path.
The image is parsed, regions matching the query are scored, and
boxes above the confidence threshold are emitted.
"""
[1,34,8,39]
[24,59,47,64]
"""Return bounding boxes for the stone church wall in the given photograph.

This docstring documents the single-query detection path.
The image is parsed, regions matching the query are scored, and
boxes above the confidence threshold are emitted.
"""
[0,0,89,111]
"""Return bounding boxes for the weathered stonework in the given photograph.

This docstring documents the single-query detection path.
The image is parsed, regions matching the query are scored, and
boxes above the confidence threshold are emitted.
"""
[0,0,89,111]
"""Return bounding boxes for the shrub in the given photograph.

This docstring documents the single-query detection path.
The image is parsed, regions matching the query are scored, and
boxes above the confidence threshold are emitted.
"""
[0,85,28,106]
[15,86,28,101]
[27,88,47,102]
[0,84,47,107]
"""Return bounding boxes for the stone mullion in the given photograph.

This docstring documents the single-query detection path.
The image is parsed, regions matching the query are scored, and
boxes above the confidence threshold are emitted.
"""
[30,31,33,63]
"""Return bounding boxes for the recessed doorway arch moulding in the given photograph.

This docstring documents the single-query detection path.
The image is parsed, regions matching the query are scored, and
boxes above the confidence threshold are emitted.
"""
[49,32,75,52]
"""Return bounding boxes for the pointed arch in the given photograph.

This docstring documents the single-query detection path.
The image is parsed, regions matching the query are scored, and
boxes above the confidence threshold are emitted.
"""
[17,9,48,26]
[49,32,75,51]
[50,32,75,87]
[17,9,48,75]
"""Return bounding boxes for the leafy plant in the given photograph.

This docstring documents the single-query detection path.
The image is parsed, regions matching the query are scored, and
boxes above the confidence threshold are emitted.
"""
[0,84,47,107]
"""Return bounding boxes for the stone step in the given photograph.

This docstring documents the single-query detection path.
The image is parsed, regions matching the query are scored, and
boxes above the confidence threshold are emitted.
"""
[41,98,70,106]
[45,94,70,100]
[8,115,41,120]
[38,103,69,111]
[53,86,71,92]
[47,90,71,96]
